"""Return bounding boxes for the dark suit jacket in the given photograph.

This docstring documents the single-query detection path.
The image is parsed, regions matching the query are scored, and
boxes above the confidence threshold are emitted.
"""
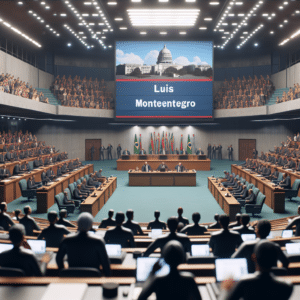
[0,247,42,276]
[99,218,116,228]
[231,225,255,235]
[56,232,111,276]
[141,164,152,172]
[123,220,143,235]
[175,165,186,172]
[38,224,70,247]
[104,226,135,248]
[286,216,300,236]
[280,176,291,189]
[0,213,14,231]
[143,232,191,256]
[122,150,130,155]
[147,220,167,230]
[209,229,243,258]
[19,216,40,236]
[57,218,76,228]
[74,188,86,199]
[157,164,168,171]
[139,150,146,154]
[180,224,207,236]
[245,193,256,204]
[237,189,248,200]
[225,271,293,300]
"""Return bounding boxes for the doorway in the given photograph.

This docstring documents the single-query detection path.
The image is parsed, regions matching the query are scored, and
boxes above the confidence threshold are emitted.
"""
[85,139,102,161]
[239,139,256,161]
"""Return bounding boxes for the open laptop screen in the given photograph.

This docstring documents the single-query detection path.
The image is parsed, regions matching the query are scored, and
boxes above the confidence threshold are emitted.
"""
[286,243,300,255]
[105,244,122,257]
[0,243,13,253]
[191,245,210,257]
[241,234,256,242]
[282,230,293,238]
[27,240,46,254]
[215,258,248,282]
[136,257,170,282]
[150,229,163,239]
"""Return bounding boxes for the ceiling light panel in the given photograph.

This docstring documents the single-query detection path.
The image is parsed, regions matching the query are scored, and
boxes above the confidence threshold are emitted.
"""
[279,27,300,46]
[127,9,200,27]
[237,24,264,48]
[0,16,41,47]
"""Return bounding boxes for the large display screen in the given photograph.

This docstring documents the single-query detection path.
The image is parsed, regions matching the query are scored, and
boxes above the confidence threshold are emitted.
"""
[115,41,213,119]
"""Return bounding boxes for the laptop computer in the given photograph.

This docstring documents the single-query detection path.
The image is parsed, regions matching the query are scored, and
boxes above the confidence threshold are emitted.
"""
[130,257,170,300]
[27,239,50,260]
[241,234,256,242]
[149,229,163,239]
[282,230,293,238]
[191,244,210,257]
[285,243,300,255]
[105,244,126,264]
[0,243,13,253]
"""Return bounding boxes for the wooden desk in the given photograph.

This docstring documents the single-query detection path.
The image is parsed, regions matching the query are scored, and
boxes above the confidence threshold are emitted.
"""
[128,170,196,186]
[0,159,75,204]
[208,177,240,221]
[231,165,285,213]
[117,154,210,171]
[36,164,94,213]
[80,177,117,217]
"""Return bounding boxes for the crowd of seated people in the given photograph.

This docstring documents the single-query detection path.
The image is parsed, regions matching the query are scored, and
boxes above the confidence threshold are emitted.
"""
[276,83,300,104]
[51,75,114,110]
[0,73,49,104]
[0,205,298,299]
[214,75,274,109]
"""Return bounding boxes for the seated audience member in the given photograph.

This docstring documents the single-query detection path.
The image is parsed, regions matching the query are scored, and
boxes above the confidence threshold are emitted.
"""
[279,173,291,189]
[56,212,111,276]
[143,217,191,256]
[228,213,241,229]
[13,209,21,221]
[270,167,279,181]
[104,212,135,248]
[27,176,39,190]
[13,161,24,175]
[99,209,116,228]
[73,184,88,201]
[142,162,152,172]
[223,241,293,300]
[244,189,257,204]
[63,191,75,205]
[38,211,70,247]
[41,171,51,185]
[285,205,300,236]
[94,169,106,181]
[138,241,202,300]
[123,209,144,235]
[232,214,255,234]
[61,163,69,174]
[80,179,94,194]
[0,165,11,179]
[180,212,207,235]
[177,207,189,226]
[122,149,130,155]
[157,161,168,171]
[222,175,235,187]
[175,162,186,172]
[19,206,40,236]
[56,166,62,177]
[87,174,101,188]
[46,167,56,180]
[232,219,289,273]
[196,148,204,155]
[284,157,296,169]
[57,209,76,228]
[0,202,14,230]
[147,211,167,230]
[209,214,221,229]
[233,185,248,199]
[209,214,243,258]
[0,224,43,276]
[231,181,243,194]
[262,165,271,177]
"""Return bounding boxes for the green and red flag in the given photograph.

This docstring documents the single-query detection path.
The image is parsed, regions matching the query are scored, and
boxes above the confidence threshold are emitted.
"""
[161,131,165,151]
[150,133,154,153]
[157,133,160,154]
[170,133,174,153]
[134,134,139,154]
[139,134,142,151]
[180,134,183,152]
[187,134,192,154]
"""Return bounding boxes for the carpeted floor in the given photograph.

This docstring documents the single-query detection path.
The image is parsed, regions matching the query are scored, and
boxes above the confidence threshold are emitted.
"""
[6,159,300,224]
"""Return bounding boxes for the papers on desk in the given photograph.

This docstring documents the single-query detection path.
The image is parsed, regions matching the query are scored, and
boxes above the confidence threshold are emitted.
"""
[244,169,251,171]
[1,180,11,182]
[41,283,88,300]
[286,169,293,171]
[256,175,262,177]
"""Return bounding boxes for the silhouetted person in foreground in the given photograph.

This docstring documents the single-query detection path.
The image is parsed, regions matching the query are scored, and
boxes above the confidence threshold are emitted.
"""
[123,209,144,235]
[180,212,207,235]
[221,241,293,300]
[143,217,191,257]
[209,214,221,229]
[138,240,201,300]
[99,209,116,228]
[147,211,167,230]
[177,207,189,226]
[0,202,14,230]
[57,209,76,228]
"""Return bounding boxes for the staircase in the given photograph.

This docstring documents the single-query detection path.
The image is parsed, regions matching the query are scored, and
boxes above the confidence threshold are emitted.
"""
[35,88,60,106]
[266,87,290,106]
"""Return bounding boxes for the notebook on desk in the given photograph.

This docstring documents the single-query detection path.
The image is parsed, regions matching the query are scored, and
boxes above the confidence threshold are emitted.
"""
[282,230,293,238]
[187,244,216,264]
[149,229,163,239]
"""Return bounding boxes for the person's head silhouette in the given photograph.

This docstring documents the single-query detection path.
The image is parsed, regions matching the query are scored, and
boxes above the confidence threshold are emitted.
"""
[167,217,178,234]
[162,240,186,270]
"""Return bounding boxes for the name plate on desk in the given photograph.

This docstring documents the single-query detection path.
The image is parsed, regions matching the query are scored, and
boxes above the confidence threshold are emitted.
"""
[198,155,207,160]
[121,155,130,160]
[138,155,147,160]
[179,155,188,160]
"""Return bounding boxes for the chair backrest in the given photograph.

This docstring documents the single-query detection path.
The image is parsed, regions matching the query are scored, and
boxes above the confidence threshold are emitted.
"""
[240,179,246,184]
[232,173,235,177]
[60,267,101,277]
[236,175,239,180]
[68,183,75,196]
[252,187,260,197]
[0,267,25,277]
[64,188,72,200]
[277,172,284,182]
[256,192,266,207]
[55,193,64,207]
[247,184,254,190]
[76,179,82,185]
[84,174,89,180]
[19,179,27,192]
[81,177,85,181]
[292,179,300,191]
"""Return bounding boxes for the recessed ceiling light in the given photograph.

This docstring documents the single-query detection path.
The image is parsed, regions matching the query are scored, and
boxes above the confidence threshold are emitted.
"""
[270,31,274,34]
[204,18,212,21]
[185,0,196,2]
[209,1,219,5]
[179,31,186,34]
[159,0,169,2]
[254,43,258,47]
[107,1,117,5]
[131,0,141,2]
[84,2,92,5]
[199,27,207,30]
[279,6,283,10]
[235,1,243,5]
[60,13,67,17]
[17,2,23,5]
[140,31,147,34]
[238,14,245,16]
[82,14,89,16]
[45,6,50,9]
[284,20,288,23]
[160,31,167,34]
[120,27,127,30]
[67,43,72,47]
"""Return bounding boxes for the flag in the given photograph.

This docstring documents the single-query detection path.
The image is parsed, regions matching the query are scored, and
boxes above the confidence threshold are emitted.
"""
[150,133,154,153]
[165,132,169,153]
[193,134,196,154]
[139,134,142,152]
[157,133,160,154]
[161,131,165,152]
[171,133,174,154]
[187,134,192,154]
[180,135,183,152]
[134,134,139,154]
[154,132,156,154]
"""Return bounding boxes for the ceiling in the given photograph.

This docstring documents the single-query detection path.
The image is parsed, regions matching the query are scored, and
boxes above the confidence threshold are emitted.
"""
[0,0,299,57]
